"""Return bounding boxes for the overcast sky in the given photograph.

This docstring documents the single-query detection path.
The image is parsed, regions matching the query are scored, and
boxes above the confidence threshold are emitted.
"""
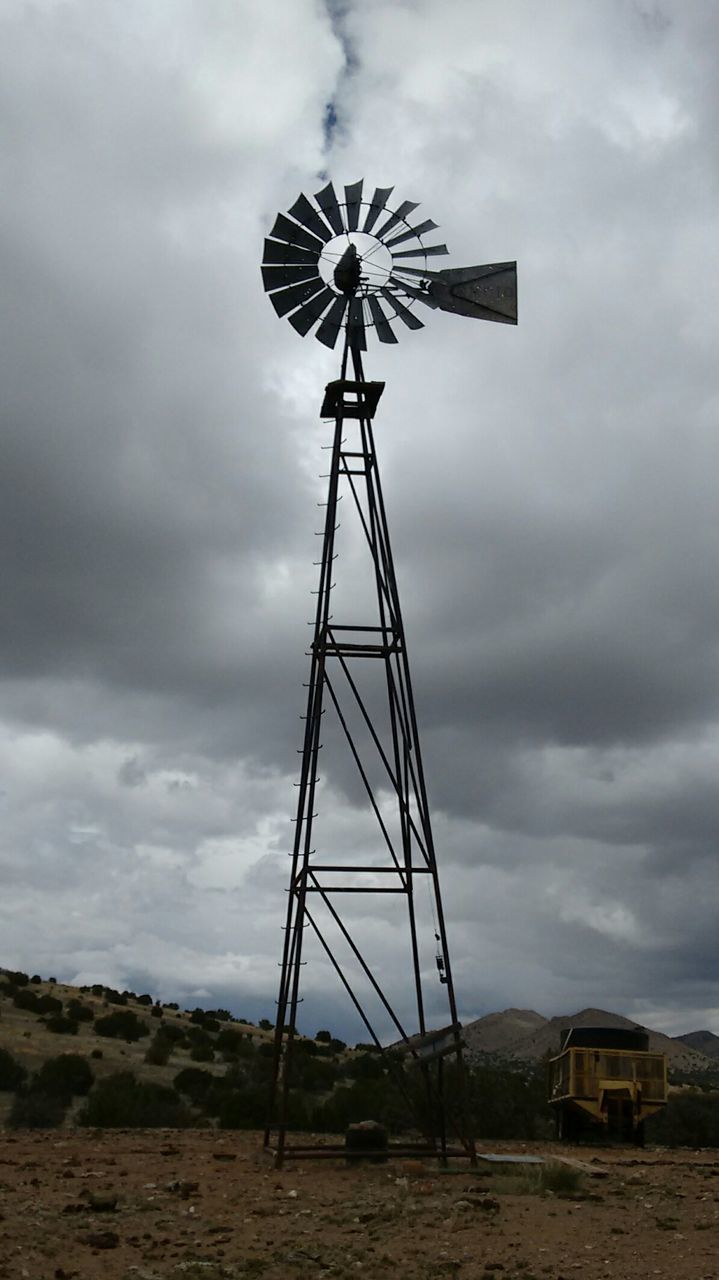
[1,0,719,1042]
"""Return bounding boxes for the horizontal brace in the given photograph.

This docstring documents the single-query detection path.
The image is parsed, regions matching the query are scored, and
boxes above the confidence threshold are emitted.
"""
[323,645,399,657]
[329,625,396,634]
[305,886,407,894]
[308,865,432,874]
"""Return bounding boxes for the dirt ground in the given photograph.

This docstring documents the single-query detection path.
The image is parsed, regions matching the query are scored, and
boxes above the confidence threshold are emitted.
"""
[1,1131,718,1280]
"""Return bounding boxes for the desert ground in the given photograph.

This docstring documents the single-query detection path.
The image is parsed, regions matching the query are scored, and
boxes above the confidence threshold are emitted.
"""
[1,1131,718,1280]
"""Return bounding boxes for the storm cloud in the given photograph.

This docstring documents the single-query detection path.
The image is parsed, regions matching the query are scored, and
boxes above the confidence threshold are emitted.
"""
[1,0,719,1041]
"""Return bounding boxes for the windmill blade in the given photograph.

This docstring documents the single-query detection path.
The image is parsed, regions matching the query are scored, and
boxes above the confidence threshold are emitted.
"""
[366,296,398,344]
[288,192,333,243]
[388,275,439,309]
[288,287,336,336]
[379,288,425,331]
[269,212,325,254]
[391,243,449,259]
[263,238,320,267]
[362,186,394,234]
[262,264,319,292]
[315,296,348,349]
[269,276,326,318]
[383,219,439,249]
[347,295,366,350]
[314,180,345,235]
[344,180,364,231]
[375,200,420,242]
[388,265,428,278]
[417,261,518,323]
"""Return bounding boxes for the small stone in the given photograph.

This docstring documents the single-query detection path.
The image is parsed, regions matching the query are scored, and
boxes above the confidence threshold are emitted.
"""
[79,1230,119,1250]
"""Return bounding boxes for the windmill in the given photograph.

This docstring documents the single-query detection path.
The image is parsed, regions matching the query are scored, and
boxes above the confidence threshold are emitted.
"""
[261,180,517,1167]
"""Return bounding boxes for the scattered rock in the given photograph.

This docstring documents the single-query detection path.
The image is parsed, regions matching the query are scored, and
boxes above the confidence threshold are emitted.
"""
[79,1230,119,1249]
[166,1180,200,1199]
[82,1189,118,1211]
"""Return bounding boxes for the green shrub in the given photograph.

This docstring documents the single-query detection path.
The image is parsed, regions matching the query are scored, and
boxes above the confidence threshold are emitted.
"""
[216,1028,245,1056]
[36,993,63,1015]
[13,989,41,1012]
[7,1089,67,1128]
[136,993,153,1006]
[174,1067,215,1104]
[190,1044,215,1063]
[67,999,94,1023]
[649,1093,719,1147]
[215,1083,285,1129]
[7,970,29,987]
[103,988,128,1006]
[36,1054,94,1098]
[0,1047,27,1091]
[45,1015,79,1035]
[156,1022,185,1045]
[315,1029,331,1043]
[186,1026,212,1049]
[95,1010,149,1042]
[77,1072,190,1128]
[144,1035,171,1066]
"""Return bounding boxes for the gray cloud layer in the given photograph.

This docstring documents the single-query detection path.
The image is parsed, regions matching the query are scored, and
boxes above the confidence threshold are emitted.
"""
[2,0,719,1041]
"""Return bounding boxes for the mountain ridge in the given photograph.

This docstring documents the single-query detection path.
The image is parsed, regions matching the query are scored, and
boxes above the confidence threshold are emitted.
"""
[462,1006,717,1072]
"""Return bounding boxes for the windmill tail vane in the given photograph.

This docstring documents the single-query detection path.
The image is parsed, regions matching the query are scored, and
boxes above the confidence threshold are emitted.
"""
[262,178,517,349]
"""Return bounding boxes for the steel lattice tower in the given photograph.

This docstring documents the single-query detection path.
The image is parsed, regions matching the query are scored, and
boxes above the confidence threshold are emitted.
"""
[260,180,517,1166]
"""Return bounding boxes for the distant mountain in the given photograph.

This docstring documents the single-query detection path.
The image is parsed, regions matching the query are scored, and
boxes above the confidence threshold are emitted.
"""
[675,1029,719,1060]
[463,1006,716,1071]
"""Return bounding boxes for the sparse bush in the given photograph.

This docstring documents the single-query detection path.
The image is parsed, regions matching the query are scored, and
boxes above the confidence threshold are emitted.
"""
[329,1038,346,1054]
[36,993,63,1015]
[136,993,153,1006]
[156,1022,185,1045]
[174,1067,214,1105]
[95,1010,149,1042]
[7,1088,67,1128]
[164,1002,179,1010]
[13,989,41,1012]
[36,1054,94,1098]
[216,1028,243,1056]
[45,1015,78,1035]
[91,984,104,997]
[0,1047,27,1091]
[150,1005,163,1019]
[103,988,128,1006]
[77,1071,190,1128]
[7,970,29,987]
[258,1019,273,1032]
[186,1026,212,1049]
[144,1035,171,1066]
[190,1044,215,1063]
[67,998,94,1023]
[30,974,42,984]
[315,1029,331,1043]
[649,1093,719,1147]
